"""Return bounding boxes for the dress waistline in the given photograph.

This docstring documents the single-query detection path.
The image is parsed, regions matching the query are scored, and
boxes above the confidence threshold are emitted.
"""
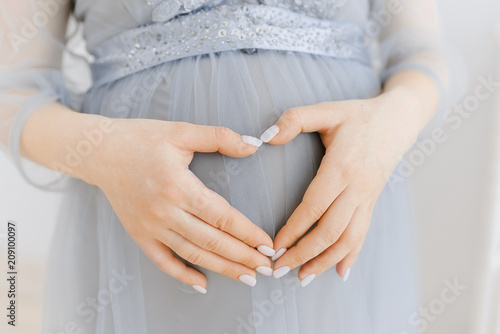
[90,3,370,87]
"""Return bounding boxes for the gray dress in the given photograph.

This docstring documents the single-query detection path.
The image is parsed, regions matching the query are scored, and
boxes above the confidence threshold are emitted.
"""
[0,0,461,333]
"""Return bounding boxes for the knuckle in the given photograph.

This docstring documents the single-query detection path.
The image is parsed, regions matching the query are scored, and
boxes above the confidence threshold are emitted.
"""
[315,254,331,268]
[192,188,216,211]
[218,262,233,277]
[282,107,302,124]
[213,214,233,232]
[341,241,354,254]
[176,211,194,228]
[186,251,206,266]
[203,237,222,253]
[343,234,362,252]
[293,252,309,265]
[324,226,342,245]
[161,181,186,204]
[147,203,167,221]
[238,251,254,267]
[214,126,232,144]
[308,256,328,272]
[302,203,324,222]
[312,242,325,256]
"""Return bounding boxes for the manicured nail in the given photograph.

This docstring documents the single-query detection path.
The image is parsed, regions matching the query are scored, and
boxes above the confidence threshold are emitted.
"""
[239,274,257,287]
[273,266,290,278]
[242,135,263,147]
[256,266,273,276]
[300,274,316,287]
[191,285,207,294]
[271,248,286,261]
[260,125,280,143]
[257,245,276,257]
[342,268,351,282]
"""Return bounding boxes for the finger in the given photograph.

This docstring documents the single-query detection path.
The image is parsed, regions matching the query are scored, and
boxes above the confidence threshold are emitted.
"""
[141,239,208,293]
[175,122,262,157]
[172,209,273,274]
[162,228,259,287]
[180,173,275,255]
[272,155,347,253]
[336,245,361,282]
[297,208,370,285]
[260,103,342,145]
[273,191,356,277]
[336,210,372,281]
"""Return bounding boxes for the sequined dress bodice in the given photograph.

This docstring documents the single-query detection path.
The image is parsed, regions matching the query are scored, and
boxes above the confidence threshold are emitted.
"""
[74,0,374,86]
[74,0,370,51]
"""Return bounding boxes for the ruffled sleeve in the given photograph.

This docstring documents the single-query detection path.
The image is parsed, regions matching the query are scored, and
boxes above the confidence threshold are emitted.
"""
[371,0,467,139]
[0,0,77,189]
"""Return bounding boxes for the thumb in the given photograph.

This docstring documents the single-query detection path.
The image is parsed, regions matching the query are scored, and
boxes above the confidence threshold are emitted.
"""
[259,103,338,145]
[179,123,262,158]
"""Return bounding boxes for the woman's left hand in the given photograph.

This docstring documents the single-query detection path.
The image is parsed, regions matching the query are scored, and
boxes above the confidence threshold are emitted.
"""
[261,90,423,286]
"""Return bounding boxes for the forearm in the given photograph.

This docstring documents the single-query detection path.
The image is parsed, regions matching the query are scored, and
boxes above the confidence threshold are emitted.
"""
[19,102,114,184]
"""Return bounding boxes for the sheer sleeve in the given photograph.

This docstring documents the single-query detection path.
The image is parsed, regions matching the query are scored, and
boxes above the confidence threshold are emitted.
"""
[0,0,77,189]
[371,0,467,139]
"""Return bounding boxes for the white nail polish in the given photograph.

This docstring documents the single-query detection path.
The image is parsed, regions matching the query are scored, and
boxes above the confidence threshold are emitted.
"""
[271,248,286,261]
[242,135,263,147]
[343,268,351,282]
[257,245,276,257]
[192,285,207,294]
[239,274,257,287]
[260,125,280,143]
[256,266,273,276]
[300,274,316,287]
[273,266,290,278]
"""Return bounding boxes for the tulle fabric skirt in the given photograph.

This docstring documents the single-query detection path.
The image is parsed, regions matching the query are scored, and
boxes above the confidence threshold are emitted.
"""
[41,49,419,334]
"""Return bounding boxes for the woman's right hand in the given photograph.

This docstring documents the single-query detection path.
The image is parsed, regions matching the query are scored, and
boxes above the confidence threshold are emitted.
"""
[83,118,275,293]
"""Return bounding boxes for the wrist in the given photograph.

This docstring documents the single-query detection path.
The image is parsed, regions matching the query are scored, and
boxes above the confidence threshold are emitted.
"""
[380,70,440,129]
[72,115,119,186]
[374,87,425,149]
[21,103,118,186]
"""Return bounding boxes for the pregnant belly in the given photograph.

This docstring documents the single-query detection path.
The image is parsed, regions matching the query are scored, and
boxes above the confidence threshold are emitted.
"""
[86,48,379,236]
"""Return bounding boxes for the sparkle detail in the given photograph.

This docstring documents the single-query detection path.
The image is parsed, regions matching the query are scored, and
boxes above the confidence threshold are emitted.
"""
[92,3,367,86]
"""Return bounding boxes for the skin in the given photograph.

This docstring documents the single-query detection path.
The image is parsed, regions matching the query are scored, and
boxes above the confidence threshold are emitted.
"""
[268,69,440,282]
[20,106,275,290]
[4,0,443,290]
[3,0,274,291]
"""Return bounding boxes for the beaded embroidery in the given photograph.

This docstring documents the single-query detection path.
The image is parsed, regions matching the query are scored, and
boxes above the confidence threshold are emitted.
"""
[146,0,224,22]
[259,0,348,20]
[145,0,350,23]
[92,3,368,87]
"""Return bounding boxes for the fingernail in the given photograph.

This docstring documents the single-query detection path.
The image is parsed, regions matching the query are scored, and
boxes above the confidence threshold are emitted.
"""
[242,135,263,147]
[257,245,276,257]
[342,267,351,282]
[256,266,273,276]
[191,285,207,294]
[300,273,316,287]
[239,274,257,287]
[271,248,286,261]
[260,125,280,143]
[273,266,290,278]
